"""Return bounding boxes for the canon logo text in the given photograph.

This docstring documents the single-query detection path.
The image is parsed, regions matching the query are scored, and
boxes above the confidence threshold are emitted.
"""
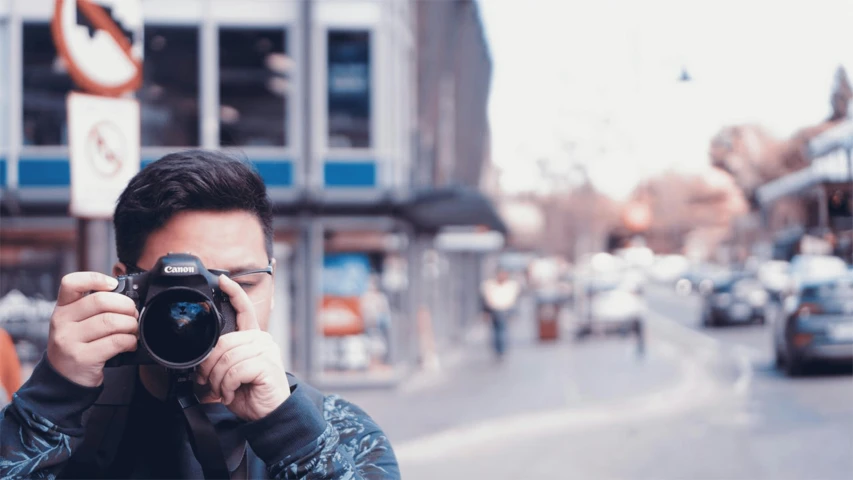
[164,265,196,274]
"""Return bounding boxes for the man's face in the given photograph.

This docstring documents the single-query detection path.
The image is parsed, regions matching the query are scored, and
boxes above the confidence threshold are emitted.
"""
[115,210,274,330]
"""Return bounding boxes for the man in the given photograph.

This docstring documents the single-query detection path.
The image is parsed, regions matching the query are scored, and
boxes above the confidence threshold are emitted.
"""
[480,269,521,360]
[0,150,399,478]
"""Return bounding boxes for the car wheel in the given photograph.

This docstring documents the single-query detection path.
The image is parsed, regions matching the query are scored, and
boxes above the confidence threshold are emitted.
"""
[774,346,785,369]
[785,352,805,377]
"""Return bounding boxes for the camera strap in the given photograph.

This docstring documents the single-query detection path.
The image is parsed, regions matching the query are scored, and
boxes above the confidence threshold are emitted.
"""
[170,373,248,480]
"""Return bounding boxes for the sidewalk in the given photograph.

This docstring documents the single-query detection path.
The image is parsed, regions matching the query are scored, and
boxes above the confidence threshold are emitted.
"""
[341,303,685,446]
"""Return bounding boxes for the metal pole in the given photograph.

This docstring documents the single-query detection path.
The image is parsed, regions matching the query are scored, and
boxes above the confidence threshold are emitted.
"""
[847,147,852,264]
[301,0,313,189]
[299,0,316,380]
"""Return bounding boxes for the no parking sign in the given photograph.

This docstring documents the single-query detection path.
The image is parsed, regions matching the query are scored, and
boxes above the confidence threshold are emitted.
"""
[52,0,143,218]
[52,0,143,96]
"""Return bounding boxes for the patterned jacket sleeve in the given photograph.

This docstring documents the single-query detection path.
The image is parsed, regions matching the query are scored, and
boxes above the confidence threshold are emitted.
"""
[241,382,400,479]
[0,356,101,479]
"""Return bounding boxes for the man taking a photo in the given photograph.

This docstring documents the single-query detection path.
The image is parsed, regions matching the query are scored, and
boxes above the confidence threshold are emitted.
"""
[0,150,399,479]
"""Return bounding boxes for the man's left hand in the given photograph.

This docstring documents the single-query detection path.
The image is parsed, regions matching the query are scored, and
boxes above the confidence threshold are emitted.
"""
[195,275,290,421]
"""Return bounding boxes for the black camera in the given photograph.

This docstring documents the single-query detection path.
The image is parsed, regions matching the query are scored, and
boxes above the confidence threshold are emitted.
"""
[105,253,237,370]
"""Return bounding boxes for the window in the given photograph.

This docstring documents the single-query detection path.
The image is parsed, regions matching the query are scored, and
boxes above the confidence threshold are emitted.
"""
[0,21,8,150]
[22,23,74,146]
[140,26,199,146]
[327,31,371,149]
[219,28,289,147]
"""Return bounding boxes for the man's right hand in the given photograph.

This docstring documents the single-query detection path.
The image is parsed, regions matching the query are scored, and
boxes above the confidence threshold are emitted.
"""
[46,272,140,387]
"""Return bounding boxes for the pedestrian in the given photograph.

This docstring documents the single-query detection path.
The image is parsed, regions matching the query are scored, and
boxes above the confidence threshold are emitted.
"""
[0,327,22,407]
[481,268,521,361]
[0,150,399,479]
[361,275,393,365]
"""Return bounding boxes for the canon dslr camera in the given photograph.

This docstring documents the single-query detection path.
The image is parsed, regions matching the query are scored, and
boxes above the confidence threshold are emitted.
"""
[106,253,237,370]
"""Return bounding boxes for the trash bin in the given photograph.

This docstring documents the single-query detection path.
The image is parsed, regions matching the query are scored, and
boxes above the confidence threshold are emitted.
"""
[536,296,561,341]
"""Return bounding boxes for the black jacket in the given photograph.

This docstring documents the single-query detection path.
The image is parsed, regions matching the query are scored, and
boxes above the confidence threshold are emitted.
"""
[0,356,399,479]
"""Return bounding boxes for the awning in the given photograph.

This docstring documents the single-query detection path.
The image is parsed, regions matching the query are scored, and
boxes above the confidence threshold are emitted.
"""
[401,186,508,235]
[269,186,507,234]
[756,148,851,206]
[3,185,508,236]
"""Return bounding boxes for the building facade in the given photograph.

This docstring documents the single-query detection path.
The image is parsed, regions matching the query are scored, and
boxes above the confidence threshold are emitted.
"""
[0,0,500,386]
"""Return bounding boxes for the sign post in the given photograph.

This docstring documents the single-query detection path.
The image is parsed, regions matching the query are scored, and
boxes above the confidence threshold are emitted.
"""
[51,0,143,271]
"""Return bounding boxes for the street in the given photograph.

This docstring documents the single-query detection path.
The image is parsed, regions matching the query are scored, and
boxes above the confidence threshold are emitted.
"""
[345,286,853,480]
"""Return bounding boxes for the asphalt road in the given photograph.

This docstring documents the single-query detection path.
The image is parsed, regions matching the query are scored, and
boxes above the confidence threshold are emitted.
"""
[347,287,853,480]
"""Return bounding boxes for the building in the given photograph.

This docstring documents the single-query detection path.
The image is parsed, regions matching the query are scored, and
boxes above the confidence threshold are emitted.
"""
[0,0,503,386]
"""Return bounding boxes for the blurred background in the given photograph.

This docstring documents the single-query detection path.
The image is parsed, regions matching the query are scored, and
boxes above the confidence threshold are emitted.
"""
[1,0,853,479]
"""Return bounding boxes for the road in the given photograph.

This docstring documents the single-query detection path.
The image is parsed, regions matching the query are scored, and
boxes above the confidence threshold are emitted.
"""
[345,286,853,480]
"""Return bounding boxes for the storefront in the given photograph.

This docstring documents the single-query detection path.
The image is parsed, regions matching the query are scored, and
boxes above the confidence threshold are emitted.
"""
[756,119,853,261]
[0,0,503,386]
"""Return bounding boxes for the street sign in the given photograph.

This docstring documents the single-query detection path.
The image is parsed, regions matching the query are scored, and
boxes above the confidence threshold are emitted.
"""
[67,92,140,218]
[52,0,143,96]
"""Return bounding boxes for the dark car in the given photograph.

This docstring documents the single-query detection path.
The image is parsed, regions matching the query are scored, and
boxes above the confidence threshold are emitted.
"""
[676,265,729,296]
[774,273,853,376]
[701,275,770,327]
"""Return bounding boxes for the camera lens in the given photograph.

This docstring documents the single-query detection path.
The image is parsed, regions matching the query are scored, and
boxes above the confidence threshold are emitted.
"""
[140,287,220,368]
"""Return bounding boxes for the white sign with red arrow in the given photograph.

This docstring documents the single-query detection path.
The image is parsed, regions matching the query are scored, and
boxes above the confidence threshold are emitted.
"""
[52,0,143,96]
[67,92,140,218]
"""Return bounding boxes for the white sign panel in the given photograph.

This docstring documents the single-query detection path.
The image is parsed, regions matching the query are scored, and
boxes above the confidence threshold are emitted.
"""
[68,92,140,218]
[53,0,143,96]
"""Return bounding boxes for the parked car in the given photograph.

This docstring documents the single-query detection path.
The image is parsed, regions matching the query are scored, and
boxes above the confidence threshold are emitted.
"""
[701,274,770,327]
[757,260,791,303]
[773,272,853,376]
[578,272,645,345]
[787,254,848,289]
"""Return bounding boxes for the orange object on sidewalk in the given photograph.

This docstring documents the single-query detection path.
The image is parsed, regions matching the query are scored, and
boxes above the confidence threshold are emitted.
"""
[0,328,22,402]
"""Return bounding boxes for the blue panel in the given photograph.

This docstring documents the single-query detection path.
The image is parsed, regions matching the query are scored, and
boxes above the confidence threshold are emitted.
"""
[17,156,293,188]
[324,161,376,188]
[19,158,70,187]
[142,157,293,187]
[254,161,293,187]
[0,158,6,187]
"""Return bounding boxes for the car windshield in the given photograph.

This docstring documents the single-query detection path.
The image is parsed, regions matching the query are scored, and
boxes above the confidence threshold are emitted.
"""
[791,255,848,281]
[801,276,853,301]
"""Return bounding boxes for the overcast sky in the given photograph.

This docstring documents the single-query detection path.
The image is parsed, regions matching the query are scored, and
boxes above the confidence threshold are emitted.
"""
[479,0,853,200]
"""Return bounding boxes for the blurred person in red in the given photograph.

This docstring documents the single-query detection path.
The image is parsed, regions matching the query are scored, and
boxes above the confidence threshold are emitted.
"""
[481,269,521,361]
[0,327,22,406]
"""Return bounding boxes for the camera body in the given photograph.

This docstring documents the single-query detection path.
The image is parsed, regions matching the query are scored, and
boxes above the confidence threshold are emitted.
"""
[106,253,237,370]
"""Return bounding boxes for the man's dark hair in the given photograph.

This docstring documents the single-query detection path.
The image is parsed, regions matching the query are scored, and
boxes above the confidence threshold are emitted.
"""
[114,149,273,266]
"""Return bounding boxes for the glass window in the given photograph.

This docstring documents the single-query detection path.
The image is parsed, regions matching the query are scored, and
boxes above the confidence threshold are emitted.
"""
[0,21,7,150]
[327,31,371,149]
[22,23,74,146]
[219,28,289,147]
[141,26,199,146]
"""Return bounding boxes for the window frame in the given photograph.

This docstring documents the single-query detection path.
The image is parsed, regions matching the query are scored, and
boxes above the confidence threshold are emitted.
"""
[322,27,377,156]
[217,25,292,150]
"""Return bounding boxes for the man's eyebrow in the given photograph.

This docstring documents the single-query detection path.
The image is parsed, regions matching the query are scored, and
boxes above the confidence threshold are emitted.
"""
[225,263,269,274]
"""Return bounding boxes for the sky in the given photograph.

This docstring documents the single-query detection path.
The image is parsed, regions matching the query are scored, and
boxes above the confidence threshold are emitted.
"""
[479,0,853,200]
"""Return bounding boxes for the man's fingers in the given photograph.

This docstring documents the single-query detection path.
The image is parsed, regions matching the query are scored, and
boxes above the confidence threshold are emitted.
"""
[219,275,260,331]
[196,330,268,383]
[69,292,139,322]
[78,313,139,343]
[219,358,266,405]
[206,344,265,397]
[57,272,119,307]
[85,334,138,363]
